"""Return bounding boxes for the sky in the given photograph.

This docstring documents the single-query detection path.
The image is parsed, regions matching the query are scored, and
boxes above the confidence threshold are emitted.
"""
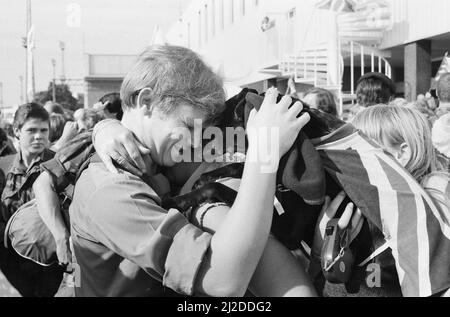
[0,0,192,109]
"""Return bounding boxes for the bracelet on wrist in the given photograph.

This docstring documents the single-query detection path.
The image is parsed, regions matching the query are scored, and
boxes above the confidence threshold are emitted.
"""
[197,202,228,230]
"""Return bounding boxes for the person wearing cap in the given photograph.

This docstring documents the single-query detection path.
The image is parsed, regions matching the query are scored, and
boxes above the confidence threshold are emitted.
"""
[356,72,396,108]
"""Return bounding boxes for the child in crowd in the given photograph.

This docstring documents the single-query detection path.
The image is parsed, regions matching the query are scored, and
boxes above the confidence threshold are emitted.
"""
[353,105,450,223]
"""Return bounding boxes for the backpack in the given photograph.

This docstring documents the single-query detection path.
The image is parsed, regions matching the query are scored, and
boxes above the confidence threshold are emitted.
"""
[4,137,96,267]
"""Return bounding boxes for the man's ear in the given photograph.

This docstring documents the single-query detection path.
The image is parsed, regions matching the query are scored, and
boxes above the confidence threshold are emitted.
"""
[397,143,412,167]
[136,88,153,111]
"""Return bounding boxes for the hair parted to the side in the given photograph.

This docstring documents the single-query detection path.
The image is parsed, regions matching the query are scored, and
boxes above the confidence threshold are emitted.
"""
[121,45,226,123]
[437,73,450,103]
[13,103,50,131]
[352,105,438,182]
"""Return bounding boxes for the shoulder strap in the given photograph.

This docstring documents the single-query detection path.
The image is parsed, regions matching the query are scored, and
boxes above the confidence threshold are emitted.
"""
[74,152,98,184]
[58,152,97,206]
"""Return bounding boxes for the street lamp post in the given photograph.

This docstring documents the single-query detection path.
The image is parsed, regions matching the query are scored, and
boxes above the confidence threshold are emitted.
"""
[59,41,66,84]
[19,76,24,104]
[0,82,3,109]
[22,37,28,103]
[51,59,57,102]
[25,0,32,103]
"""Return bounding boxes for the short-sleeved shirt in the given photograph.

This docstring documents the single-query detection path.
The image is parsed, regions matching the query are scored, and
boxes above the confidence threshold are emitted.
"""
[69,155,212,297]
[0,149,55,226]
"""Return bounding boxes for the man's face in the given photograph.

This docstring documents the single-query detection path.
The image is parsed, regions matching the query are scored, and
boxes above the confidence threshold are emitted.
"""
[140,104,208,167]
[16,119,49,156]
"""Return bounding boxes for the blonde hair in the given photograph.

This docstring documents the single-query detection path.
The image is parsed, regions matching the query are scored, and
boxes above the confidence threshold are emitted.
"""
[352,105,438,182]
[120,45,226,123]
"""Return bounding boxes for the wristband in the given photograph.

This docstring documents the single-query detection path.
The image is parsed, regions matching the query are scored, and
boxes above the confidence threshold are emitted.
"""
[197,202,228,230]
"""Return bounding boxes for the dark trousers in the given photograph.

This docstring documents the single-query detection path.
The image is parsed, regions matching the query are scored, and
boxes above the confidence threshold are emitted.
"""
[0,243,64,297]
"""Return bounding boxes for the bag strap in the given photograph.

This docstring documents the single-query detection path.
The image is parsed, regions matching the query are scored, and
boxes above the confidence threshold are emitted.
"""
[357,240,391,267]
[74,153,97,184]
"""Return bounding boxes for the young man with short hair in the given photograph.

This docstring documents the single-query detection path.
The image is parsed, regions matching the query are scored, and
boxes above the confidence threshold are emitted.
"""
[0,103,64,297]
[68,45,313,297]
[0,103,52,225]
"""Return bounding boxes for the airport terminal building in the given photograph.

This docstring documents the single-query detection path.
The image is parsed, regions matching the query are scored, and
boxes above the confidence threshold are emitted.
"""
[165,0,450,112]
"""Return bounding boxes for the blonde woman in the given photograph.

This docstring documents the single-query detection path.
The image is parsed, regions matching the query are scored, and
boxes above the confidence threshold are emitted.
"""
[352,105,450,224]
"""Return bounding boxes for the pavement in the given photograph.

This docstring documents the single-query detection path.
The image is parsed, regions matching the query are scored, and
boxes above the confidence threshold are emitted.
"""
[0,271,75,297]
[0,271,21,297]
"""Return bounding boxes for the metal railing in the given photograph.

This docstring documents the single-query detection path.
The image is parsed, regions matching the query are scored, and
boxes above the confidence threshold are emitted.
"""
[280,39,392,115]
[346,41,392,97]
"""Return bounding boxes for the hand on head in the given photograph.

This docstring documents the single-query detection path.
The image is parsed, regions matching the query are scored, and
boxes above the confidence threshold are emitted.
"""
[246,88,311,160]
[94,120,151,176]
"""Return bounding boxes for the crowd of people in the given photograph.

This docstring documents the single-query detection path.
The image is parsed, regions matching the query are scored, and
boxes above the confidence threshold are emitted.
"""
[0,44,450,297]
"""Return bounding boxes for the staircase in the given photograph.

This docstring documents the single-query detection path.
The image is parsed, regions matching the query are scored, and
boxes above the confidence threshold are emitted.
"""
[270,0,393,115]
